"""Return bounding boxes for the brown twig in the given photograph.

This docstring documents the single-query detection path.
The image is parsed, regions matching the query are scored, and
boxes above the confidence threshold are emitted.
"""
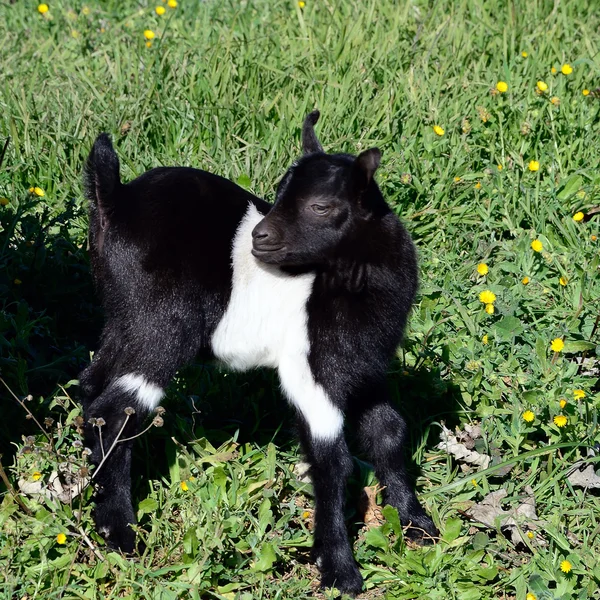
[0,457,32,515]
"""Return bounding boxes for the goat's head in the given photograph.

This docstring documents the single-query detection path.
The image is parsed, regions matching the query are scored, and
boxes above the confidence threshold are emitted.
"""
[252,111,387,267]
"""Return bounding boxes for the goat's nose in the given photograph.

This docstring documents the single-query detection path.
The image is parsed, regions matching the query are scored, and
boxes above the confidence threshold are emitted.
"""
[252,222,272,242]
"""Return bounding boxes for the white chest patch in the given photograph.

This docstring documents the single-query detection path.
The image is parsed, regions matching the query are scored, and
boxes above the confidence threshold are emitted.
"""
[211,203,344,441]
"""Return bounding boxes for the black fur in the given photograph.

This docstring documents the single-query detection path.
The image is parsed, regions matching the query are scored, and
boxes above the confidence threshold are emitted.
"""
[80,113,438,597]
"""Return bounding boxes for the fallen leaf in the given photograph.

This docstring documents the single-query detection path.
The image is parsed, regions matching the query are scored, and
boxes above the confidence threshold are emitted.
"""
[437,424,491,469]
[359,485,384,528]
[567,464,600,489]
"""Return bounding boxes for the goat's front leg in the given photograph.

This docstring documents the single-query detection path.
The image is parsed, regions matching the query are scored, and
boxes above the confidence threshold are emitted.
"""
[296,420,363,596]
[356,396,439,543]
[84,377,158,552]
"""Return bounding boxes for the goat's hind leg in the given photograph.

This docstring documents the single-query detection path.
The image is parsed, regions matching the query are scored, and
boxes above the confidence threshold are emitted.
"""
[357,395,439,544]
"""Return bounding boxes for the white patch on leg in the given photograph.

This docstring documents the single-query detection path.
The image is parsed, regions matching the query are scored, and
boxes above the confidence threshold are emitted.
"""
[115,373,164,410]
[211,204,344,441]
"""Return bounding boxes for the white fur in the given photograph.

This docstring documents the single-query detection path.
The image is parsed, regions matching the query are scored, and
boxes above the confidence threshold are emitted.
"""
[115,373,164,410]
[211,204,344,441]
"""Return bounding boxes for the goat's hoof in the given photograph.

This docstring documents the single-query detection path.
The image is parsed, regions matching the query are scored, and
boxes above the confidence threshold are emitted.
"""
[404,516,439,546]
[96,510,136,553]
[314,552,363,597]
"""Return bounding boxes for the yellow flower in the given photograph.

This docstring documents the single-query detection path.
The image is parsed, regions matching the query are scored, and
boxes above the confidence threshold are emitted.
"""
[302,510,311,519]
[551,67,557,74]
[433,125,445,136]
[482,334,488,345]
[523,410,535,423]
[477,263,489,276]
[38,4,49,14]
[583,89,590,96]
[592,235,597,242]
[528,160,540,172]
[14,279,22,285]
[559,399,567,409]
[471,478,478,487]
[496,81,508,93]
[561,64,573,76]
[146,41,152,48]
[527,531,535,539]
[56,533,67,544]
[485,303,495,315]
[82,6,90,15]
[0,197,9,206]
[32,471,42,481]
[454,176,461,183]
[521,51,528,58]
[156,5,166,15]
[526,594,537,600]
[167,0,177,7]
[551,338,564,352]
[531,239,543,252]
[550,96,560,106]
[29,186,45,197]
[560,559,572,573]
[497,164,503,171]
[144,29,155,40]
[298,0,306,6]
[554,415,568,427]
[478,290,496,304]
[537,81,548,92]
[180,481,188,491]
[522,276,530,285]
[572,211,584,222]
[573,389,585,400]
[559,276,567,286]
[475,181,482,190]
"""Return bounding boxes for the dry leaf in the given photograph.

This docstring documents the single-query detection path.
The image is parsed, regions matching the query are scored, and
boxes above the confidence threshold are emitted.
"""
[359,485,384,528]
[293,461,312,484]
[567,464,600,489]
[19,466,88,504]
[466,485,546,546]
[437,424,491,469]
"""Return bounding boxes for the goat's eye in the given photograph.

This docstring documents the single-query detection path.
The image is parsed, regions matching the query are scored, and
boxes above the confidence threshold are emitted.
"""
[311,204,330,215]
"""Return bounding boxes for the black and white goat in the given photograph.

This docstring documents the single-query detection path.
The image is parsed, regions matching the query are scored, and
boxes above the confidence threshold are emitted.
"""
[80,112,438,595]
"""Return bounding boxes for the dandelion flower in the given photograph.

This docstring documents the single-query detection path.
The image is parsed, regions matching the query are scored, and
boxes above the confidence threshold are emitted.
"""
[551,67,557,74]
[522,276,530,284]
[38,4,49,14]
[146,41,152,48]
[477,263,489,276]
[561,64,573,75]
[32,471,42,481]
[527,531,535,539]
[479,290,496,304]
[482,334,488,344]
[531,239,543,252]
[573,389,585,400]
[180,481,189,491]
[572,211,584,222]
[526,594,537,600]
[550,96,560,106]
[537,81,548,92]
[583,89,590,96]
[497,164,503,171]
[485,303,495,315]
[471,479,478,487]
[433,125,445,136]
[454,176,461,183]
[554,414,568,427]
[523,410,535,423]
[167,0,177,7]
[528,160,540,172]
[559,399,567,409]
[521,51,528,58]
[496,81,508,93]
[298,0,306,6]
[559,276,568,286]
[144,29,155,40]
[302,510,311,519]
[0,197,9,206]
[56,533,67,544]
[560,559,572,573]
[155,5,166,14]
[551,338,564,352]
[592,235,597,242]
[475,181,482,190]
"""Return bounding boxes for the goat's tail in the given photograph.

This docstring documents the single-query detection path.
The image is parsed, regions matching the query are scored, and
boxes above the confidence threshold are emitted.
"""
[84,133,121,226]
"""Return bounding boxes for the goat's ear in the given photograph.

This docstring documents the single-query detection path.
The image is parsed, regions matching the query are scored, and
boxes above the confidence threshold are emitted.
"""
[302,110,324,154]
[353,147,381,191]
[84,133,121,219]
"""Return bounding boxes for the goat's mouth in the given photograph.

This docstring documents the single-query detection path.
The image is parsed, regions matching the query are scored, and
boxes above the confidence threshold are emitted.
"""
[251,245,287,263]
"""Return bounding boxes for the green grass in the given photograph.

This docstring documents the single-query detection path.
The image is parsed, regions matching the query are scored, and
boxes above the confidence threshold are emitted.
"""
[1,0,599,598]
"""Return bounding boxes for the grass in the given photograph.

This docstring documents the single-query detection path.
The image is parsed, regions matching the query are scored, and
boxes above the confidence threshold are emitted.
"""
[0,0,599,598]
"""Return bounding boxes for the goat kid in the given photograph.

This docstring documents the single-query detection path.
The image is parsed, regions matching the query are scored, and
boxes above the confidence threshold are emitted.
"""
[80,112,438,596]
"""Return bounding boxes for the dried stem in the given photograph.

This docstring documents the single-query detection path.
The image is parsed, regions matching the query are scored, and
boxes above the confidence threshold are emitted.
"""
[0,377,50,441]
[0,457,32,515]
[91,415,130,481]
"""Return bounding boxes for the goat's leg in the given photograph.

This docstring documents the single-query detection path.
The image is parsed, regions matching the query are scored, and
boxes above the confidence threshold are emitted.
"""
[79,332,118,410]
[84,373,164,552]
[357,398,438,543]
[295,420,363,596]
